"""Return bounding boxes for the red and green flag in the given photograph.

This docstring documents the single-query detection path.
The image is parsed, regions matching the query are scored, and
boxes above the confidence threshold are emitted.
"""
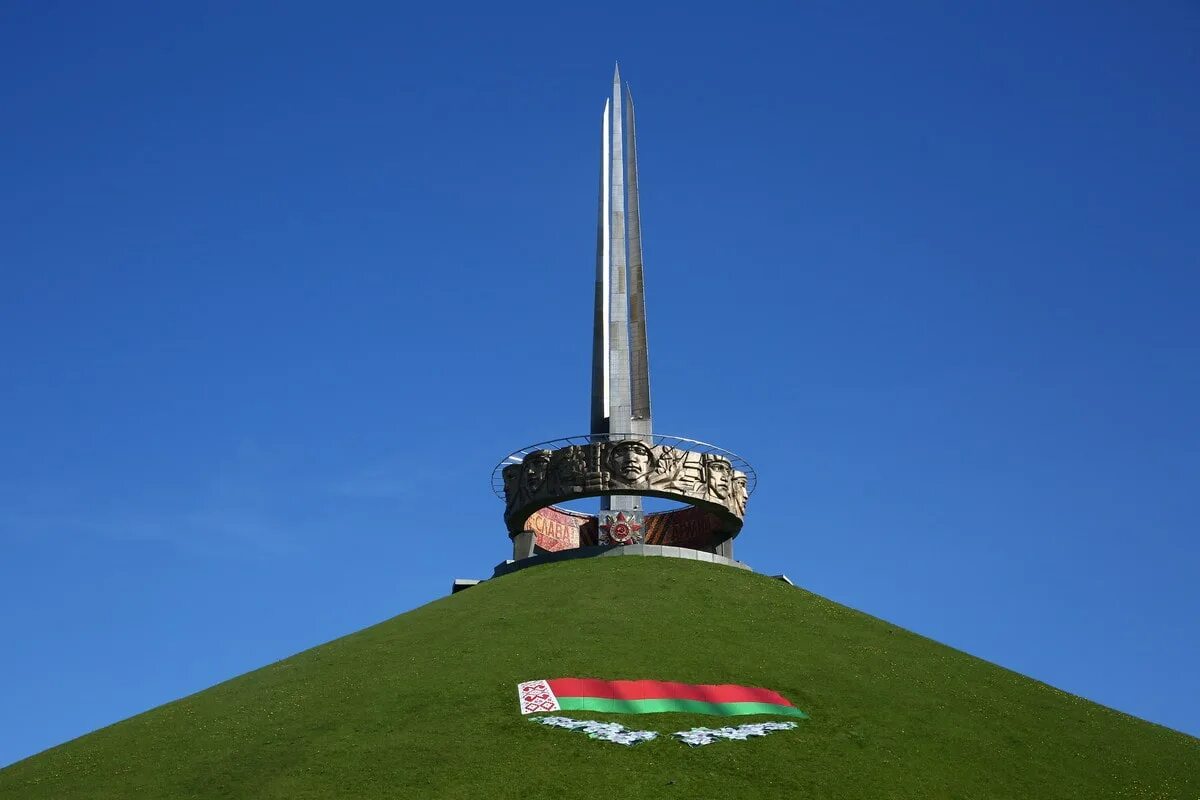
[518,678,806,718]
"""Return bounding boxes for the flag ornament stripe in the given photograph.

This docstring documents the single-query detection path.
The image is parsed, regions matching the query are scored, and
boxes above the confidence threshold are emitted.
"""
[548,678,793,706]
[556,698,807,718]
[518,679,561,714]
[519,678,806,718]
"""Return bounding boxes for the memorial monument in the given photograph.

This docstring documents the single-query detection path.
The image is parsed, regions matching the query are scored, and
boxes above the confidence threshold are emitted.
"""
[492,66,756,567]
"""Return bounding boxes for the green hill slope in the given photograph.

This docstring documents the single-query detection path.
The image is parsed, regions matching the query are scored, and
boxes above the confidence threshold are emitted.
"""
[2,557,1196,799]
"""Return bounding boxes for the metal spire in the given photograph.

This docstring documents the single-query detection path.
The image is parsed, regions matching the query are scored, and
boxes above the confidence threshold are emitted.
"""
[590,98,611,436]
[591,66,653,515]
[607,64,631,443]
[625,82,651,436]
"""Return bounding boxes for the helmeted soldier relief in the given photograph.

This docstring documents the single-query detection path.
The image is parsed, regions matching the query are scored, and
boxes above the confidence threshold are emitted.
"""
[703,455,733,501]
[608,440,654,486]
[523,451,552,495]
[732,471,749,516]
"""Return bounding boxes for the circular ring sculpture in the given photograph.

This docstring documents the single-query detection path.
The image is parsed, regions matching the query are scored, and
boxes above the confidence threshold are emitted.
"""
[492,434,756,551]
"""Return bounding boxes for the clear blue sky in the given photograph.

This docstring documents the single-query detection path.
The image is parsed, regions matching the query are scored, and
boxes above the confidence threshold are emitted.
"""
[2,1,1197,767]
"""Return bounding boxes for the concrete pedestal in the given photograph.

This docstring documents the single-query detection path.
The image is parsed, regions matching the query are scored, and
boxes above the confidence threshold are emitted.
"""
[512,530,536,560]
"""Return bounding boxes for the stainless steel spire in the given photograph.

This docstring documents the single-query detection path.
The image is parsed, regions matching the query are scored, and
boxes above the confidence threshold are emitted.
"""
[625,82,651,437]
[591,65,653,515]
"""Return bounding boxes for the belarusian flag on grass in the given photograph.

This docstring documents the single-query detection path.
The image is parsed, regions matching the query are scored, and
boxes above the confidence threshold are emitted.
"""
[518,678,806,718]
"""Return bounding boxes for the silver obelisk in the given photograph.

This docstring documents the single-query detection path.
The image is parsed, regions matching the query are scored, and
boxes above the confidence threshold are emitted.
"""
[591,65,653,515]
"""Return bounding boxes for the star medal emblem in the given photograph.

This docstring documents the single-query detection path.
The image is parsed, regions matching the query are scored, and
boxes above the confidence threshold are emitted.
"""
[600,511,642,545]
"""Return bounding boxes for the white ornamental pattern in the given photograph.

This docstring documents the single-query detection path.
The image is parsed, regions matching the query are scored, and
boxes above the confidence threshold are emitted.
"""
[530,716,658,746]
[527,716,799,747]
[673,721,798,746]
[518,679,560,715]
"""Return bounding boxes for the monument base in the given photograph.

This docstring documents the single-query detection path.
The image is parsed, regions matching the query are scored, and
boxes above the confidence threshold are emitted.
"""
[492,543,750,579]
[513,504,737,557]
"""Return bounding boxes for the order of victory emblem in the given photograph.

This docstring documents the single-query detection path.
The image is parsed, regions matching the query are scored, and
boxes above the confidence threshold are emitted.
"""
[599,510,642,545]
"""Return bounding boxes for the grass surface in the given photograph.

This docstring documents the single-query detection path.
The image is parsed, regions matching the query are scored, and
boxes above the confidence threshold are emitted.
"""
[2,557,1197,799]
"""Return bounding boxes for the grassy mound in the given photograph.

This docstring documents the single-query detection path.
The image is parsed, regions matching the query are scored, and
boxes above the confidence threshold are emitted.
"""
[2,557,1196,798]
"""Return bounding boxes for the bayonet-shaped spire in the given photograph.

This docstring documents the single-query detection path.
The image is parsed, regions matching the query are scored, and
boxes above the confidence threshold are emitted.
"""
[590,66,654,515]
[607,65,631,440]
[590,98,611,435]
[625,82,651,435]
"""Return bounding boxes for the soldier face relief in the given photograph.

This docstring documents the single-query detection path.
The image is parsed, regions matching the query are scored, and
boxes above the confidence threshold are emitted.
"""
[706,458,732,500]
[523,452,551,493]
[732,472,748,514]
[610,441,653,483]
